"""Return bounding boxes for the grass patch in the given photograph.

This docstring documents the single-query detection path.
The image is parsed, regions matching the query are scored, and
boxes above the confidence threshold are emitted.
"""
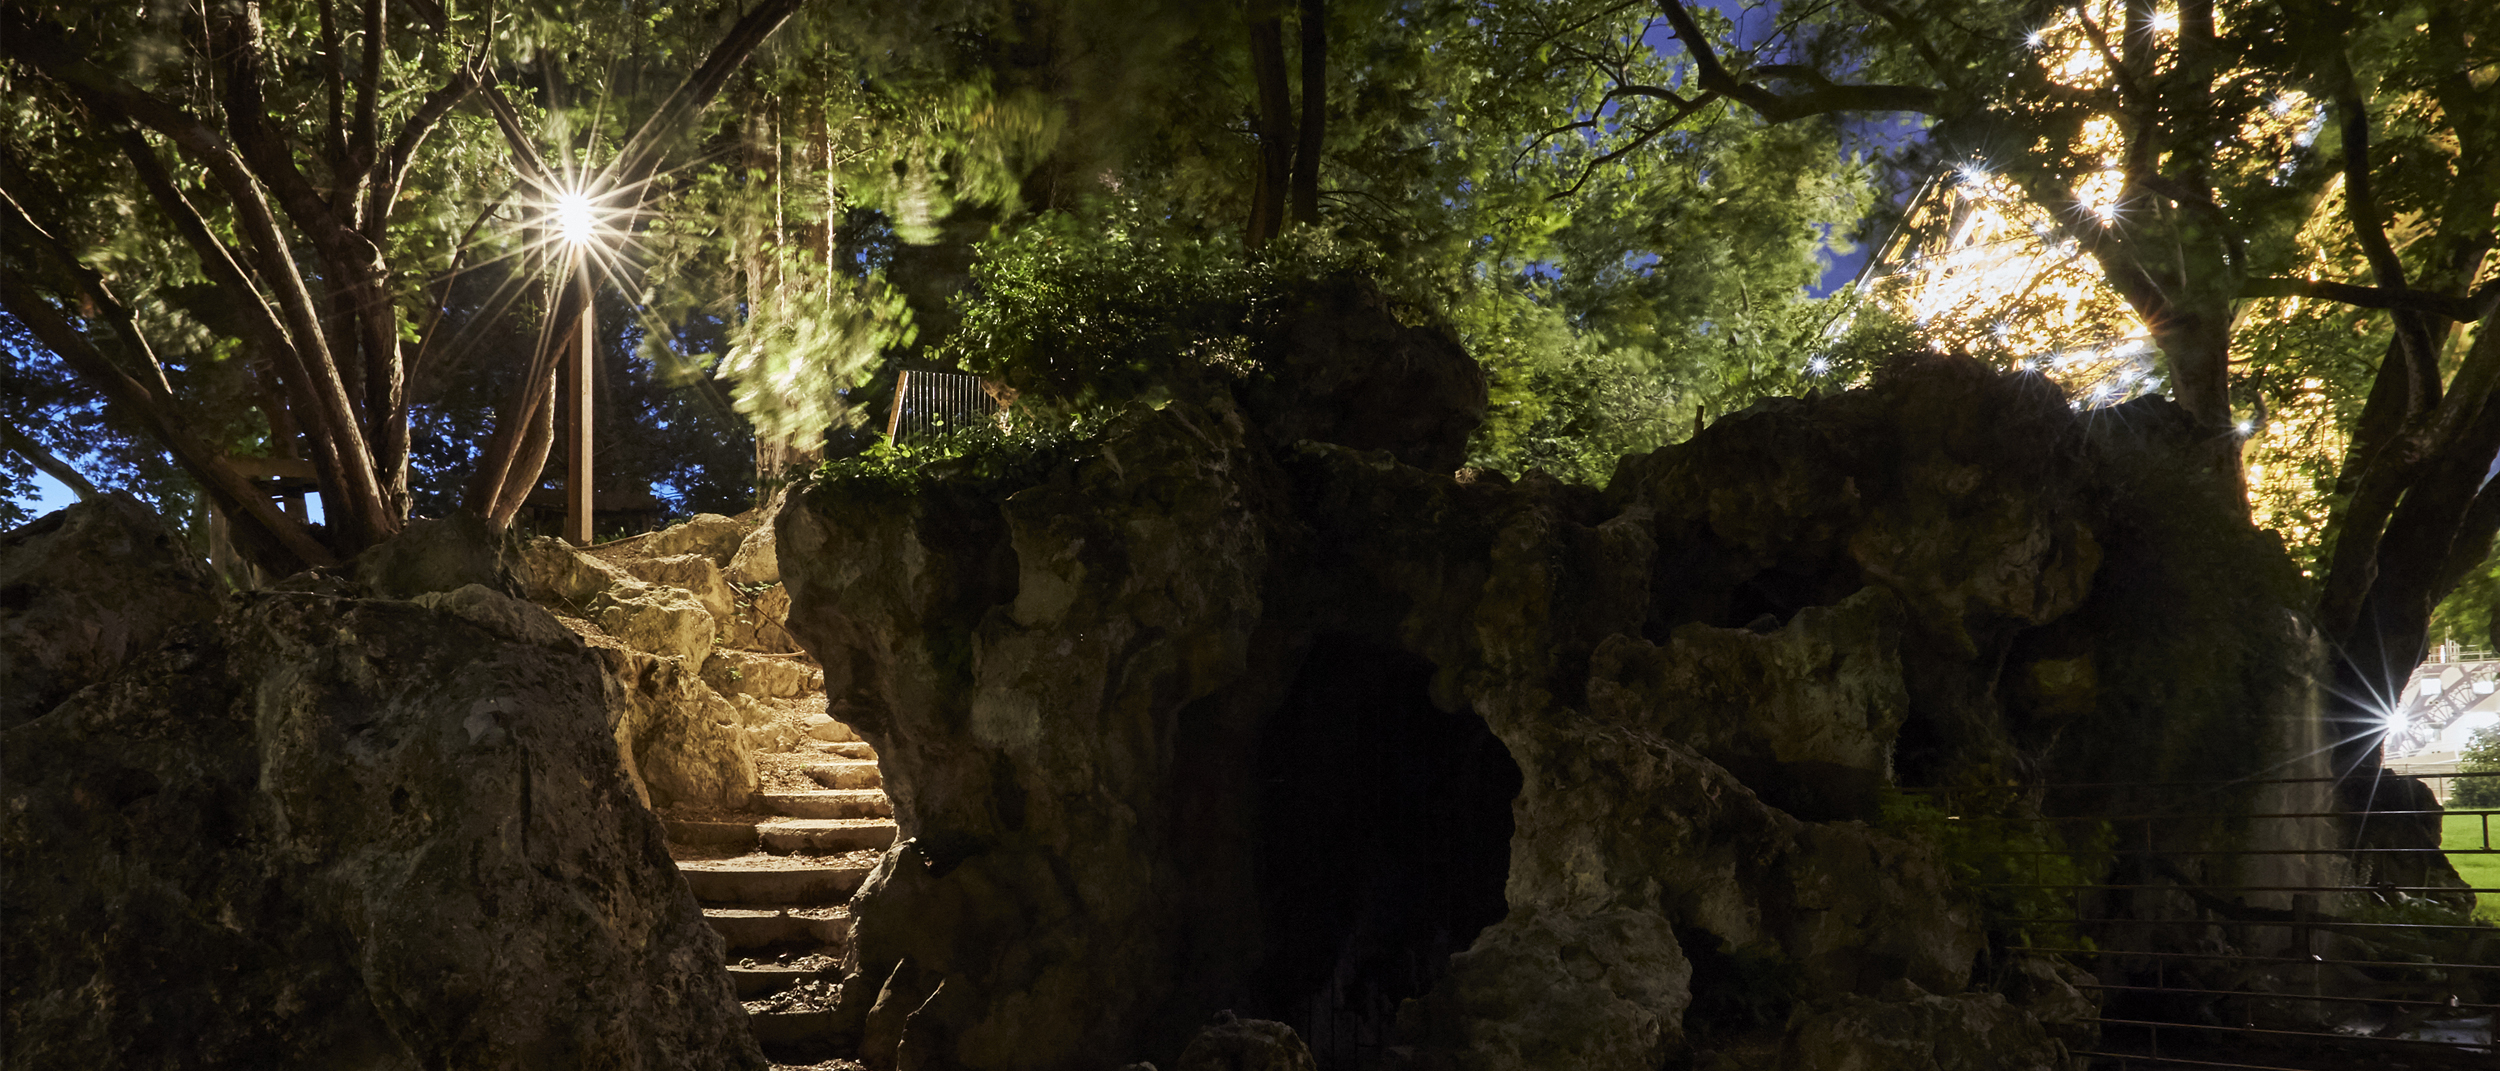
[2442,812,2500,923]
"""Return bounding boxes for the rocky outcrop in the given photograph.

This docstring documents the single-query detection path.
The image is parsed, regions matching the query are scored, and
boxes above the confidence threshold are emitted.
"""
[778,356,2358,1070]
[1,575,762,1068]
[0,494,225,728]
[1241,276,1488,473]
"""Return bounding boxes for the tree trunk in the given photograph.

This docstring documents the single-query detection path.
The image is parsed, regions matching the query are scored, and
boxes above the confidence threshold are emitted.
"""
[1289,0,1327,227]
[1246,14,1293,248]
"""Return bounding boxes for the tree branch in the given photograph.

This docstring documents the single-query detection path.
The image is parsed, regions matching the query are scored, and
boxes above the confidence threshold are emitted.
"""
[1548,91,1721,200]
[0,176,175,396]
[0,275,336,570]
[347,0,385,185]
[2238,277,2476,321]
[0,422,100,501]
[2324,50,2442,400]
[0,8,382,531]
[1653,0,1942,123]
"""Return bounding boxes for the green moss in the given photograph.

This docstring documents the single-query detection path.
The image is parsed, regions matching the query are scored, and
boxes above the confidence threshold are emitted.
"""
[1878,786,2112,953]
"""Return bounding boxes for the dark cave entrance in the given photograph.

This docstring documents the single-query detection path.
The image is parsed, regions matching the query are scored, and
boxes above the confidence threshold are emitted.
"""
[1248,636,1522,1069]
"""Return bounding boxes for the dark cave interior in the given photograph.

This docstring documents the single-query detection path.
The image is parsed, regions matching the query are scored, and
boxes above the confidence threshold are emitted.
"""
[1247,636,1522,1068]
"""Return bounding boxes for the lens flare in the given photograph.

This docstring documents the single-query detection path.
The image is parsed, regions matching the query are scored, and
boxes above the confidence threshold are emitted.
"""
[556,192,598,246]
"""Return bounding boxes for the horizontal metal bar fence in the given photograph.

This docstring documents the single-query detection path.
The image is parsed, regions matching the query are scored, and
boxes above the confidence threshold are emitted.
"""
[2019,947,2497,974]
[1932,771,2500,791]
[1927,808,2496,823]
[2091,1017,2491,1053]
[1976,883,2499,894]
[1918,774,2497,1070]
[2073,982,2495,1014]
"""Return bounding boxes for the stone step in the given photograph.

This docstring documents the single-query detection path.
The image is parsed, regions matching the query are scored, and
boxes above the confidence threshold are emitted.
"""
[702,907,851,952]
[758,818,897,854]
[727,964,824,999]
[679,859,871,905]
[749,1010,840,1060]
[759,789,891,820]
[665,819,761,852]
[804,760,882,791]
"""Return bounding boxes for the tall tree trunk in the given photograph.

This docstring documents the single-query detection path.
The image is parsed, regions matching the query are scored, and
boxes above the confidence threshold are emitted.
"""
[1289,0,1326,227]
[1246,13,1293,248]
[488,366,559,527]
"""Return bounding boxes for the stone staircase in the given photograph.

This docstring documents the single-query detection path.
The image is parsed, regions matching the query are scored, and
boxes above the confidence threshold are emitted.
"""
[666,733,893,1061]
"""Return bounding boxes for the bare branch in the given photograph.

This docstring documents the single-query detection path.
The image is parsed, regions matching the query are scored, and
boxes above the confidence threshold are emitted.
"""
[0,423,100,501]
[2237,277,2475,321]
[0,176,175,396]
[1653,0,1941,123]
[1548,90,1722,200]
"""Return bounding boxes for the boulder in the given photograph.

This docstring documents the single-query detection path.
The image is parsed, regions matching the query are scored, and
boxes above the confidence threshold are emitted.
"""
[350,510,524,599]
[516,534,629,608]
[806,712,862,743]
[703,649,821,699]
[0,494,225,729]
[624,553,737,624]
[1396,907,1692,1071]
[595,581,716,665]
[720,582,802,653]
[727,522,780,586]
[600,647,758,810]
[1587,587,1909,821]
[645,513,749,567]
[1780,985,2069,1071]
[1241,275,1488,472]
[0,584,762,1069]
[1170,1012,1315,1071]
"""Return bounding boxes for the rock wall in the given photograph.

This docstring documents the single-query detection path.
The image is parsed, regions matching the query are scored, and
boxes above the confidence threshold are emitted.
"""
[0,499,764,1070]
[779,355,2362,1071]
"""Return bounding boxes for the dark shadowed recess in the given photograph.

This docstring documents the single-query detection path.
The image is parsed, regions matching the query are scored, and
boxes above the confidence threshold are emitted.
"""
[1247,636,1522,1069]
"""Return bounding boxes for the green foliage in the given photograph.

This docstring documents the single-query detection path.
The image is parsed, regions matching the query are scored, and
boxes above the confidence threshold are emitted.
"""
[2430,549,2500,655]
[941,207,1384,405]
[2456,728,2500,810]
[808,403,1120,503]
[1878,787,2111,952]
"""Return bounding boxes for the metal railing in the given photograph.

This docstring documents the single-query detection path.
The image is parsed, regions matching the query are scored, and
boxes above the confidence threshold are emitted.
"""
[883,370,1001,443]
[1921,772,2499,1070]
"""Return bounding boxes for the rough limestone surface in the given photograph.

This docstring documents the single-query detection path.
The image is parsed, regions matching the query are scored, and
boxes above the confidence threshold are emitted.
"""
[1782,985,2065,1071]
[778,357,2336,1070]
[602,644,760,810]
[626,553,738,625]
[1239,276,1489,473]
[1171,1013,1317,1071]
[705,648,821,699]
[728,520,781,586]
[517,533,630,607]
[0,494,225,729]
[643,512,749,566]
[350,510,527,600]
[1,577,762,1069]
[721,581,802,653]
[596,580,717,666]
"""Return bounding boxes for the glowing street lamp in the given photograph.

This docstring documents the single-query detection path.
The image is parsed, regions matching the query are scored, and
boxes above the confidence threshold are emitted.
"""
[546,185,612,547]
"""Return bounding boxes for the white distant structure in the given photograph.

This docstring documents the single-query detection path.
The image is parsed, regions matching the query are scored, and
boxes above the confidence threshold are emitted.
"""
[2383,640,2500,760]
[2381,642,2499,803]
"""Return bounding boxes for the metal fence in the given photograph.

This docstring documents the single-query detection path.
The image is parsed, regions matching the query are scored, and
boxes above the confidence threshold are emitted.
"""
[883,370,1001,442]
[1930,771,2498,1069]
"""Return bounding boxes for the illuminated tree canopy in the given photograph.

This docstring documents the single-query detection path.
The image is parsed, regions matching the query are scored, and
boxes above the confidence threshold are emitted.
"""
[1,0,2489,732]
